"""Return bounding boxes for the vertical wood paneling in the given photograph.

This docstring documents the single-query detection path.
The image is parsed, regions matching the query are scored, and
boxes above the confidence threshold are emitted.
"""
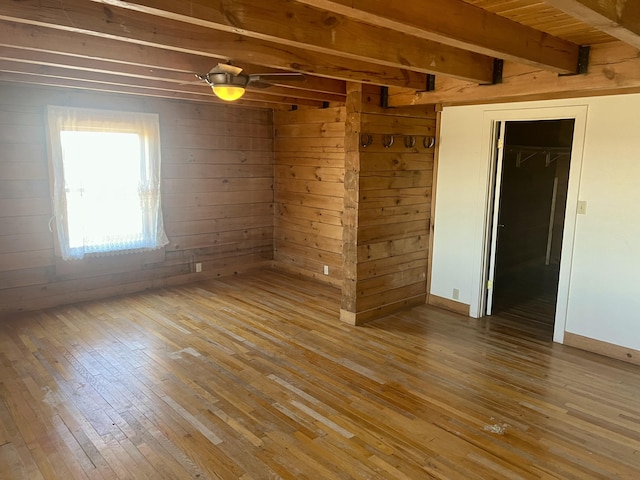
[273,107,346,286]
[0,84,273,314]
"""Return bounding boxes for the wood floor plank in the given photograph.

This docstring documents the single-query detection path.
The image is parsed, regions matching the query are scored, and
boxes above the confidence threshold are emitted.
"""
[0,269,639,479]
[0,442,32,480]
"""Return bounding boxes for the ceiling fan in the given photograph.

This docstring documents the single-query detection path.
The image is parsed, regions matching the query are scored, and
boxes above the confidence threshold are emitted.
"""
[196,63,305,101]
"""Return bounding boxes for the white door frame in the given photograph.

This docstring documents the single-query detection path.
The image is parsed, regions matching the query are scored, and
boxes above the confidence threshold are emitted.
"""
[471,105,588,344]
[483,121,506,316]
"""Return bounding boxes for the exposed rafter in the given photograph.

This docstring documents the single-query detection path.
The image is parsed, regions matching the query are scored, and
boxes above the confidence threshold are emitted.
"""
[0,0,429,90]
[0,20,347,97]
[0,71,287,109]
[0,59,326,107]
[388,42,640,107]
[0,0,637,108]
[295,0,581,73]
[91,0,495,83]
[0,48,346,104]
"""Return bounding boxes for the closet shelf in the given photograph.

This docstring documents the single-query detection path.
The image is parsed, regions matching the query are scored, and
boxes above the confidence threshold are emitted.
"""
[507,145,571,167]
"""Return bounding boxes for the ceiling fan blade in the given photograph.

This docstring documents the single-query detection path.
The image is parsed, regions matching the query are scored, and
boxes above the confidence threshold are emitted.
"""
[248,73,306,83]
[209,63,243,76]
[247,80,273,89]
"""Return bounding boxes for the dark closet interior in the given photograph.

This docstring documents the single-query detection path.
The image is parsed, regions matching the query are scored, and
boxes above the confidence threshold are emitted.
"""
[492,119,574,328]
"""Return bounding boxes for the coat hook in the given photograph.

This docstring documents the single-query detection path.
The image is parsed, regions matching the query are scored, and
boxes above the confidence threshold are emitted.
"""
[360,133,372,148]
[404,135,416,148]
[424,136,435,149]
[383,134,394,148]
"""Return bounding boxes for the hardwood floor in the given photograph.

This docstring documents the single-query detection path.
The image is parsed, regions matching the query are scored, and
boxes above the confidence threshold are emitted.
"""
[492,263,561,328]
[1,269,639,479]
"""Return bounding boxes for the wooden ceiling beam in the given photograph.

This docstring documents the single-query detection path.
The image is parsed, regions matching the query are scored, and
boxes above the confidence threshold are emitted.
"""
[543,0,640,48]
[0,60,325,107]
[90,0,495,83]
[0,48,189,86]
[0,73,286,109]
[0,19,210,76]
[388,42,640,106]
[0,47,346,103]
[0,0,429,89]
[0,20,347,97]
[296,0,581,73]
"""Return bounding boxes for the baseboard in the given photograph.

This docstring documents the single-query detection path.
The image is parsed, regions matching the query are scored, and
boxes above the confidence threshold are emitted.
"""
[563,332,640,366]
[340,309,357,325]
[340,294,426,326]
[427,294,470,316]
[0,258,272,316]
[271,262,341,288]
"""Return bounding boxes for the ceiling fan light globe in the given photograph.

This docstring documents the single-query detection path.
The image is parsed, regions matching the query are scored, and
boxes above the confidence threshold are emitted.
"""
[212,85,245,101]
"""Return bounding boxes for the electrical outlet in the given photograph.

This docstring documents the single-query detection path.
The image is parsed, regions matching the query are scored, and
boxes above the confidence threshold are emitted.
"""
[323,265,329,275]
[453,288,460,300]
[577,200,587,215]
[195,262,202,273]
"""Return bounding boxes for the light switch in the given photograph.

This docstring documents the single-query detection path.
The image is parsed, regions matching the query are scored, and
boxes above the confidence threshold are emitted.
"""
[577,200,587,215]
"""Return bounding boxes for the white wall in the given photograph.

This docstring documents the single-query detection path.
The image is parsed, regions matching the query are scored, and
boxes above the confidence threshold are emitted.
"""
[431,94,640,350]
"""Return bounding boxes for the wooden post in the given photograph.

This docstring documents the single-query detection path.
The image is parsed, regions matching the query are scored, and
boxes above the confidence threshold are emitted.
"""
[340,83,363,325]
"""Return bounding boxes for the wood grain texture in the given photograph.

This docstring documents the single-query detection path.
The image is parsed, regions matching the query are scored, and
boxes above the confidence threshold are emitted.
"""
[352,86,435,322]
[274,107,346,287]
[296,0,581,73]
[428,294,471,316]
[0,83,274,313]
[340,83,363,317]
[461,0,614,45]
[339,85,434,323]
[1,0,635,110]
[532,0,640,48]
[0,19,347,99]
[390,41,640,107]
[564,331,640,366]
[91,0,495,83]
[0,268,639,479]
[0,0,428,90]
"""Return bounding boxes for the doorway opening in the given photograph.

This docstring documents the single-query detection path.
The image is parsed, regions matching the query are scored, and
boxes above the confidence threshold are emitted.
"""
[486,119,575,331]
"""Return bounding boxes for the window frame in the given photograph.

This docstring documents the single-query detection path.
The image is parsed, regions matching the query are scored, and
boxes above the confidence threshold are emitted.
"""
[46,105,168,261]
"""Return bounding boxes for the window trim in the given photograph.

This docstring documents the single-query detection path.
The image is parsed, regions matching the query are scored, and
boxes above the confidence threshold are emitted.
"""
[46,105,169,261]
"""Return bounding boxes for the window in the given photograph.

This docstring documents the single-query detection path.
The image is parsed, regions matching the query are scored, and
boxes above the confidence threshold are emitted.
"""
[47,106,168,260]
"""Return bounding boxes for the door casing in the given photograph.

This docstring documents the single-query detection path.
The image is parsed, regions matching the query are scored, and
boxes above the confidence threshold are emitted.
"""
[471,106,588,344]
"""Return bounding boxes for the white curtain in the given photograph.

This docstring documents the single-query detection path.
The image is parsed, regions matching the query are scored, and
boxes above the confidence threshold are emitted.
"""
[47,106,169,260]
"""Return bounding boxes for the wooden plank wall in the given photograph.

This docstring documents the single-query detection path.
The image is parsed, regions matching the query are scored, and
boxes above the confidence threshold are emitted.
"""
[354,86,436,323]
[0,84,273,314]
[273,107,345,287]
